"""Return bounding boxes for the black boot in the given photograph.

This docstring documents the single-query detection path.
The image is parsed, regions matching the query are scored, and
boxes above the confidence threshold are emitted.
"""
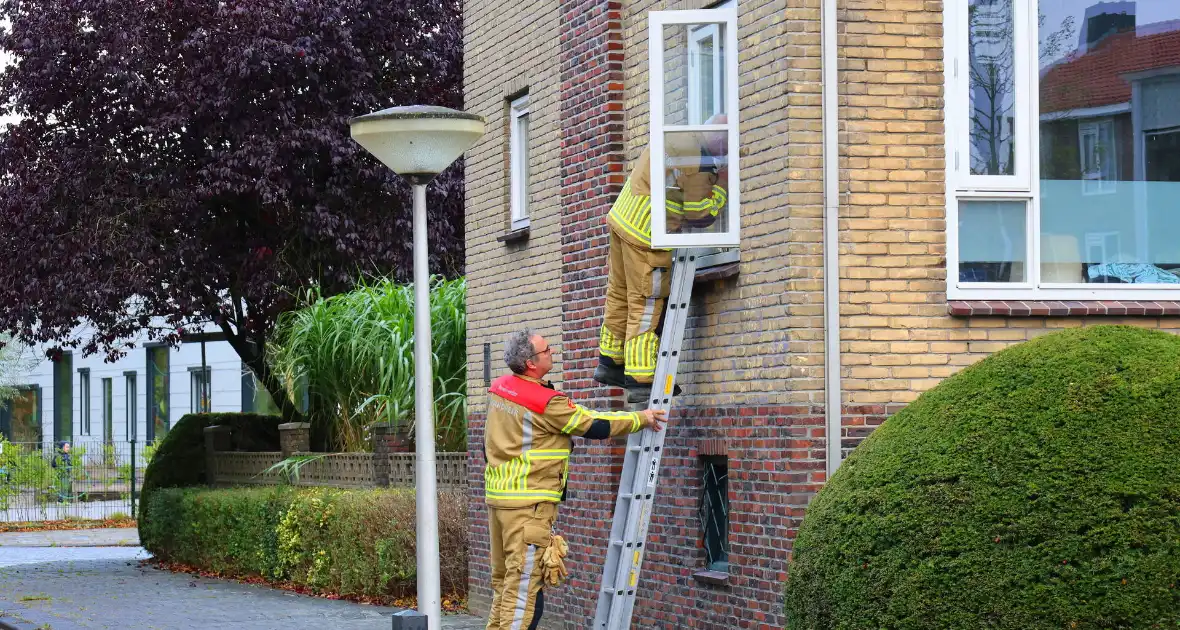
[624,376,681,404]
[594,363,625,387]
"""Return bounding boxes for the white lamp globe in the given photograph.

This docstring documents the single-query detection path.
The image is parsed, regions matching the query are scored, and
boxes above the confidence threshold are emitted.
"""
[349,105,485,183]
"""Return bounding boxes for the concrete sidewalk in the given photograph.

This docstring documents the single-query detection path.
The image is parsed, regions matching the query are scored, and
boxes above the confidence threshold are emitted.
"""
[0,529,485,629]
[0,528,140,548]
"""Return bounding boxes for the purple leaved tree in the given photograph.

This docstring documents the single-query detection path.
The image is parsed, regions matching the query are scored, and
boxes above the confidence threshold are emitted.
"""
[0,0,464,424]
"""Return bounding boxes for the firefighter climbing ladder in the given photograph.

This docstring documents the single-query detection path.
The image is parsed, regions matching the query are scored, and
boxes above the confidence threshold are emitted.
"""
[592,247,707,629]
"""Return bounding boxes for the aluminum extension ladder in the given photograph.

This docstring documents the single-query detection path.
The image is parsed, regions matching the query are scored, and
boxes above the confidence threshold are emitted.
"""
[592,247,716,629]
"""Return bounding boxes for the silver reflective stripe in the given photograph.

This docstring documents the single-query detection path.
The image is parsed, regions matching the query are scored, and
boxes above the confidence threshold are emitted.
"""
[522,412,534,453]
[510,546,539,630]
[638,268,664,331]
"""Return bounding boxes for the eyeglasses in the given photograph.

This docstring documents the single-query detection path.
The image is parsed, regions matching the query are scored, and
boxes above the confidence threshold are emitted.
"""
[531,346,553,358]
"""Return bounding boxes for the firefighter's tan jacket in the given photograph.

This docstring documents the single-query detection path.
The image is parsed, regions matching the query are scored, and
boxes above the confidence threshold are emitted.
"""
[484,374,643,509]
[607,142,728,250]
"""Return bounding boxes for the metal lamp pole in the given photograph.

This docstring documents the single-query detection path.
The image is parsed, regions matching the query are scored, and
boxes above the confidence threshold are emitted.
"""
[410,179,441,623]
[349,105,484,630]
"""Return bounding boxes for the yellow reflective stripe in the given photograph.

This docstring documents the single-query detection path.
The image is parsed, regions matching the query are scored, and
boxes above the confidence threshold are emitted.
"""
[631,414,641,432]
[609,184,654,245]
[486,489,563,499]
[561,409,584,435]
[599,325,623,359]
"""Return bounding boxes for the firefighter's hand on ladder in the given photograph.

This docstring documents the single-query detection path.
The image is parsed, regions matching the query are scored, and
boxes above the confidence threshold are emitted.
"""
[640,409,667,432]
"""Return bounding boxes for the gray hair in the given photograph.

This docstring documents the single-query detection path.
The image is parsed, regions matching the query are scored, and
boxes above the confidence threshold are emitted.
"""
[504,329,536,375]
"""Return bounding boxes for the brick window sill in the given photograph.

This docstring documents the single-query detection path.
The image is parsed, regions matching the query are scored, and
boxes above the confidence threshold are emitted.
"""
[692,569,729,586]
[497,226,529,244]
[948,300,1180,317]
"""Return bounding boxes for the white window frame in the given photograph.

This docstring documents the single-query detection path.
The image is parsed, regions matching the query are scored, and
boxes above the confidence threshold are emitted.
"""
[509,94,530,230]
[649,7,741,249]
[948,0,1032,191]
[124,372,137,441]
[78,368,90,436]
[945,0,1180,300]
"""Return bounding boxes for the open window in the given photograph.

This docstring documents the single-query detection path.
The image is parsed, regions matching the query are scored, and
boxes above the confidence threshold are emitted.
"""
[649,7,740,249]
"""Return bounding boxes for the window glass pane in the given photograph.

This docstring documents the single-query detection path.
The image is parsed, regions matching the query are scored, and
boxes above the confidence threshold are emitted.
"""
[148,347,169,439]
[958,200,1027,282]
[520,113,530,219]
[1040,0,1180,284]
[968,0,1018,176]
[664,22,727,126]
[657,130,731,239]
[102,379,113,442]
[5,388,40,443]
[53,353,72,442]
[699,457,729,572]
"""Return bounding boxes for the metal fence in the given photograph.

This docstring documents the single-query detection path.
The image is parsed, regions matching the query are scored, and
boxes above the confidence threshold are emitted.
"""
[0,439,146,523]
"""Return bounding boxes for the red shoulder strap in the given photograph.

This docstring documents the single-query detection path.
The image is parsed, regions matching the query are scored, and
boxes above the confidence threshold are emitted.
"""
[489,374,561,414]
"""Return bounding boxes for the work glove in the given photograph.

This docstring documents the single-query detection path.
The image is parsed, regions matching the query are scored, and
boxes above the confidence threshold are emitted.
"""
[541,534,569,587]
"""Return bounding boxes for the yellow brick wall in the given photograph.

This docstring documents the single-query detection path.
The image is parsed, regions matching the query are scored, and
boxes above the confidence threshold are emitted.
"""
[621,0,828,407]
[838,0,1180,419]
[464,0,564,417]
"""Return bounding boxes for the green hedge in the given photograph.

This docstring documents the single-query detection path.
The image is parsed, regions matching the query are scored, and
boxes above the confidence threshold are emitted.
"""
[138,413,282,547]
[784,325,1180,629]
[142,486,468,597]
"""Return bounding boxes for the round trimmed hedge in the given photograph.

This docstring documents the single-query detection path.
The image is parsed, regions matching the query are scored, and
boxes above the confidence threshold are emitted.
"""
[138,412,281,550]
[785,325,1180,629]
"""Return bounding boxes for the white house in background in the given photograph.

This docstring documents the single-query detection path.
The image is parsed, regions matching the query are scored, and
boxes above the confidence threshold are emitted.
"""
[0,324,281,447]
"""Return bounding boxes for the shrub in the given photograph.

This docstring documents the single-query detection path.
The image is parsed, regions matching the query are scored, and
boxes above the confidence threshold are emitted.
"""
[137,413,281,547]
[784,325,1180,629]
[268,276,467,452]
[143,486,468,597]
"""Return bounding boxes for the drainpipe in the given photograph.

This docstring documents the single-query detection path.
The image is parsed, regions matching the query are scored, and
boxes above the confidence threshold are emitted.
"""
[821,0,842,478]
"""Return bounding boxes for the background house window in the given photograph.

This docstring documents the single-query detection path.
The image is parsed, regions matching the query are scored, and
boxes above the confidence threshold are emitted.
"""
[699,455,729,573]
[190,367,211,413]
[147,346,169,441]
[53,352,73,443]
[509,94,530,230]
[124,371,137,441]
[102,378,113,442]
[78,368,91,436]
[948,0,1180,296]
[0,386,41,443]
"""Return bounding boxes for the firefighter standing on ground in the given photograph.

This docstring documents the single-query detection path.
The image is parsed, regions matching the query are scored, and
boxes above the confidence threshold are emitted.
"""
[484,330,666,630]
[594,114,731,401]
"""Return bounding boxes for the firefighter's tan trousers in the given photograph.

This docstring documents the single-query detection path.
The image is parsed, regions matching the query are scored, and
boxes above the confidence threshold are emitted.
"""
[599,225,673,385]
[486,502,557,630]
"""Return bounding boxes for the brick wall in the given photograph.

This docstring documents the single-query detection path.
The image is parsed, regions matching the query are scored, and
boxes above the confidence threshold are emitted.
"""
[612,3,827,627]
[463,0,564,614]
[543,0,629,624]
[463,0,1180,627]
[834,0,1180,457]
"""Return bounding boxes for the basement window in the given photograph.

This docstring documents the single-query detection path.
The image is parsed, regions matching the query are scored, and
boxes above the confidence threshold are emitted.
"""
[698,455,729,581]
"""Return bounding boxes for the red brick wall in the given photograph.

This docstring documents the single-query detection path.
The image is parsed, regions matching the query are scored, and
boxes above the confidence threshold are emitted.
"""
[630,406,825,629]
[545,0,628,624]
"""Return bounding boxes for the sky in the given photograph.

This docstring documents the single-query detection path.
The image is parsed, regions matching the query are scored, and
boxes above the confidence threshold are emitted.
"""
[1040,0,1180,66]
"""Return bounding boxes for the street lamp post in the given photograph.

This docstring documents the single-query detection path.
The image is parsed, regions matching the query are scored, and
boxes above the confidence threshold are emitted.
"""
[349,105,484,630]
